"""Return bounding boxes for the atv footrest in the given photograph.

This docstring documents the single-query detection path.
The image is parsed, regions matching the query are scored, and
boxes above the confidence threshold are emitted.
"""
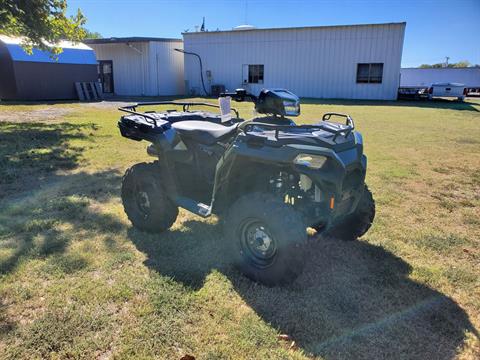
[175,196,212,218]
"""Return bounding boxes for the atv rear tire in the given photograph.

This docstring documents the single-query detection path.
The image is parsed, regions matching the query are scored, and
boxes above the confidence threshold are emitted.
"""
[326,185,375,241]
[224,193,307,286]
[121,162,178,233]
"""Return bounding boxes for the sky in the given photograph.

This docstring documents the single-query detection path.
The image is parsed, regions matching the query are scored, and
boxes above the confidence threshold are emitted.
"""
[68,0,480,67]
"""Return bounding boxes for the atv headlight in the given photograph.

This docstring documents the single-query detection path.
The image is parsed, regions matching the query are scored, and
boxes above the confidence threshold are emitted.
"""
[293,154,328,169]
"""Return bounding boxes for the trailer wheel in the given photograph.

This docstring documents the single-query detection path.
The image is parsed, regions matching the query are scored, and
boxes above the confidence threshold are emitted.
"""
[121,162,178,233]
[326,185,375,241]
[224,193,307,286]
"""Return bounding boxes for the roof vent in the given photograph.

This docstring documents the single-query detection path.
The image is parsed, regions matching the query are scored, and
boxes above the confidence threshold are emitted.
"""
[233,24,256,31]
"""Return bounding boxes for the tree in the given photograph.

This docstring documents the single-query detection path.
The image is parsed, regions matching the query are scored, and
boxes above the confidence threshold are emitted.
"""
[419,63,443,68]
[0,0,86,54]
[84,29,102,39]
[418,60,474,69]
[452,60,471,68]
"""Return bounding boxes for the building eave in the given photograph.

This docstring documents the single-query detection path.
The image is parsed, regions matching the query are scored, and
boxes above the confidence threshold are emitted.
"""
[84,37,182,44]
[182,22,406,36]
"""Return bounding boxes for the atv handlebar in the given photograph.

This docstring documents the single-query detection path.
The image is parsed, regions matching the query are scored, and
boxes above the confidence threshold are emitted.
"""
[219,89,258,104]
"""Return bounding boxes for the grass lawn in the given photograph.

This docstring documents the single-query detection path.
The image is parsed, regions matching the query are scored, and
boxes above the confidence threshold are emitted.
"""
[0,97,479,359]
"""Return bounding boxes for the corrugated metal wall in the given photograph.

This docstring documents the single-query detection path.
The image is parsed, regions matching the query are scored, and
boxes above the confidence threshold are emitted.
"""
[400,68,480,87]
[91,40,184,96]
[92,42,148,96]
[183,23,405,100]
[148,41,185,96]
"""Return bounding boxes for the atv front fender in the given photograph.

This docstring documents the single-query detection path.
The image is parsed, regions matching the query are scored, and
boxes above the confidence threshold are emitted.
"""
[211,135,366,217]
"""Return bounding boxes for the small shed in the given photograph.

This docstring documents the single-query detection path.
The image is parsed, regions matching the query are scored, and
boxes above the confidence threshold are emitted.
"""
[85,37,185,97]
[0,35,98,101]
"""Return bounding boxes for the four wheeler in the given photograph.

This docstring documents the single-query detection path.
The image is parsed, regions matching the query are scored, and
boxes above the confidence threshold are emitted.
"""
[118,88,375,286]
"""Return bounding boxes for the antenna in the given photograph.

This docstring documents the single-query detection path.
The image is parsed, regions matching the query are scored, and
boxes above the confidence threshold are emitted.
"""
[445,56,450,67]
[244,0,248,24]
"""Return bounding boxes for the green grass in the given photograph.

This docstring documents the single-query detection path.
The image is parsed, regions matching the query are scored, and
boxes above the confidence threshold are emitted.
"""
[0,98,479,359]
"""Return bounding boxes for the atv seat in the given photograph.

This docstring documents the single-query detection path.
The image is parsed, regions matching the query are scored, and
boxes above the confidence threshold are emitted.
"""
[172,121,238,145]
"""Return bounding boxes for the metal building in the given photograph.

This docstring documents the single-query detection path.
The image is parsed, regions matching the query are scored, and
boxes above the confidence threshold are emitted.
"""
[0,35,97,101]
[400,67,480,89]
[85,37,185,96]
[182,22,406,100]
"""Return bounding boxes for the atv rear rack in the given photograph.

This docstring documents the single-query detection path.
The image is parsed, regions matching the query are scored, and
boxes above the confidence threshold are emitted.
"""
[118,101,240,126]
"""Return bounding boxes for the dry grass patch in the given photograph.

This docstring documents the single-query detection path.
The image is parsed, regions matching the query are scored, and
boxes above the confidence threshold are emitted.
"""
[0,98,479,359]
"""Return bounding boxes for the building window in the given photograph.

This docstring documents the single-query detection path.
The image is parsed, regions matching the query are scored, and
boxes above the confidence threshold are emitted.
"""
[356,63,383,83]
[245,64,264,84]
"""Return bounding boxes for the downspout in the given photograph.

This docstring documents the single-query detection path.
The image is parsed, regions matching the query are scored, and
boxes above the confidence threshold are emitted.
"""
[156,53,160,96]
[174,48,209,96]
[126,43,142,54]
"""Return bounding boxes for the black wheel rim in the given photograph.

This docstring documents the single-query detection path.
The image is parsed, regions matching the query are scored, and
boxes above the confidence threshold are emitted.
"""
[134,183,151,218]
[239,219,277,268]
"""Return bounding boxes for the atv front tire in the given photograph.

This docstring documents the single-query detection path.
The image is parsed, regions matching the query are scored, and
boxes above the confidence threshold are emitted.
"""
[121,162,178,233]
[224,193,307,286]
[326,185,375,241]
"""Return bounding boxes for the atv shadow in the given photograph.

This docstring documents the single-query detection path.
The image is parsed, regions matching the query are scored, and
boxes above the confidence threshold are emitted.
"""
[0,169,124,274]
[129,220,477,360]
[128,220,229,288]
[0,121,98,199]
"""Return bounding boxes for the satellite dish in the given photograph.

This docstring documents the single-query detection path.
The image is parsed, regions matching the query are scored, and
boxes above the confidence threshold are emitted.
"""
[233,24,256,31]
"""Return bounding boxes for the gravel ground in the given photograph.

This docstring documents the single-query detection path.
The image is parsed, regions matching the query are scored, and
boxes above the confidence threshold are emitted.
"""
[0,108,74,123]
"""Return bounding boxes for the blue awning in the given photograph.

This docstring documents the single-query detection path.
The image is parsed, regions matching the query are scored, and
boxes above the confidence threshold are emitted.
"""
[0,36,97,65]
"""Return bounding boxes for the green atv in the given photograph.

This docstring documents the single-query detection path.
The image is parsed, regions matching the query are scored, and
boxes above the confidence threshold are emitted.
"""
[118,89,375,286]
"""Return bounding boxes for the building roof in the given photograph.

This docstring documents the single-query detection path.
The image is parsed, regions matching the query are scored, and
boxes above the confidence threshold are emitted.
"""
[0,35,96,64]
[432,82,465,86]
[84,37,182,44]
[182,22,406,35]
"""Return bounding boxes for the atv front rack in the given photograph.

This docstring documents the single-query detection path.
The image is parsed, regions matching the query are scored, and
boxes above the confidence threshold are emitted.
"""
[118,101,240,126]
[243,113,355,142]
[322,113,355,130]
